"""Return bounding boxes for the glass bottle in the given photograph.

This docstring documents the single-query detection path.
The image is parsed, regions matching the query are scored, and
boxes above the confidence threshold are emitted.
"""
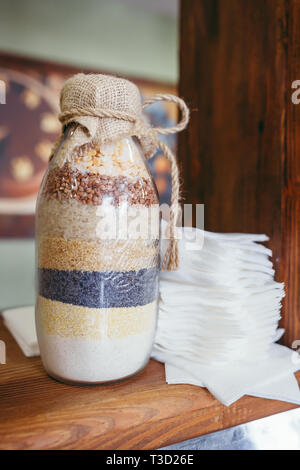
[35,124,160,384]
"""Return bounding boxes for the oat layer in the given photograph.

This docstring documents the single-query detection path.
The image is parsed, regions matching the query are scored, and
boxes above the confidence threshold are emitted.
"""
[36,197,160,241]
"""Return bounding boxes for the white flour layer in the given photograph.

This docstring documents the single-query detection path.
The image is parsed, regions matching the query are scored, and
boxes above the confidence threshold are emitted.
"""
[38,330,156,383]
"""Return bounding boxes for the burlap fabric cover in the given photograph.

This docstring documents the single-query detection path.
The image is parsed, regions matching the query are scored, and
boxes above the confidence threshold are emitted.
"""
[59,73,157,159]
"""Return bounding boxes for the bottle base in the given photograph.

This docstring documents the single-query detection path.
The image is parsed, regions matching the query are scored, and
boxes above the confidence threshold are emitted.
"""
[45,361,149,386]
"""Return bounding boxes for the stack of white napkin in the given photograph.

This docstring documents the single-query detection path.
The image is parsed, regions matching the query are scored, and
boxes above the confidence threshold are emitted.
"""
[152,224,300,406]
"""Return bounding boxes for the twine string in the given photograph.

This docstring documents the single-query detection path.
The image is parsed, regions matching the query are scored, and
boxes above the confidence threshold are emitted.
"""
[141,94,189,270]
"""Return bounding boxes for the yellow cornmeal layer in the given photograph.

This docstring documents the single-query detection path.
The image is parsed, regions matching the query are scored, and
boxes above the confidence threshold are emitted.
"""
[38,236,159,272]
[37,296,157,339]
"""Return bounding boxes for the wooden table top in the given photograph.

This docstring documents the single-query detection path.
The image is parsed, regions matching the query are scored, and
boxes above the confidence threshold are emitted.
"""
[0,318,299,450]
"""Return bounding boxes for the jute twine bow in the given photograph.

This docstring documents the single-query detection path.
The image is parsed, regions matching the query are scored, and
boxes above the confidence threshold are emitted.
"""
[53,92,189,271]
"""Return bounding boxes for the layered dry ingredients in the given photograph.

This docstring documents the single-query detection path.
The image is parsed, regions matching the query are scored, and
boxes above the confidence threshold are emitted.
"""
[36,137,160,383]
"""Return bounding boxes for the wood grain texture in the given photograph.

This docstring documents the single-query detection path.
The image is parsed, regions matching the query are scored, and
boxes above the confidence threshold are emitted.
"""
[179,0,300,347]
[282,0,300,346]
[0,320,299,450]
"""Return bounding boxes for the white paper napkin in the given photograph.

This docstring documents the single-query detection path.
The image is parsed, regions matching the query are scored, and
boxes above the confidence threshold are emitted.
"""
[1,306,39,357]
[153,343,300,406]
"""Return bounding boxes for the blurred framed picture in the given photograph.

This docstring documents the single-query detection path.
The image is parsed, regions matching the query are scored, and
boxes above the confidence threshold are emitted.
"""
[0,52,176,237]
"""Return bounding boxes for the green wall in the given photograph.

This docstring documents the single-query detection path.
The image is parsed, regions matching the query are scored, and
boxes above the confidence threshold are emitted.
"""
[0,0,178,83]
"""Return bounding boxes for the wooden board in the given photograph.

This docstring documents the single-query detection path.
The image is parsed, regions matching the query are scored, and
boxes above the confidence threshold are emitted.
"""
[179,0,300,347]
[0,319,299,450]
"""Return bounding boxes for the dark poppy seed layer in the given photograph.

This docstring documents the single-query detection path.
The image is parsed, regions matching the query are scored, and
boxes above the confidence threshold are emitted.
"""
[38,267,159,309]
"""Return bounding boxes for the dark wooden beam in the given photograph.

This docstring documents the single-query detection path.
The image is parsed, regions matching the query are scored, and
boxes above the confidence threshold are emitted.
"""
[179,0,300,347]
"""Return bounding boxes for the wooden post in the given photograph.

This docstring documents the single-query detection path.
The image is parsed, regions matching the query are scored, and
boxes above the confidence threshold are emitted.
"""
[179,0,300,347]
